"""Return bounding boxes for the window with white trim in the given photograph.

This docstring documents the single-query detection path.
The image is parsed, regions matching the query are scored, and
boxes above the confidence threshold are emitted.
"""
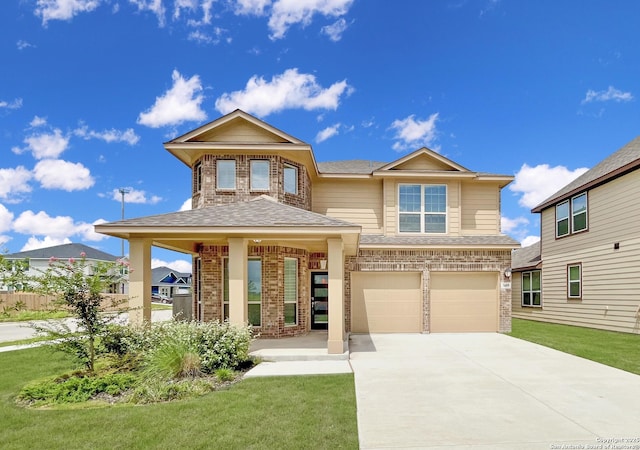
[284,258,298,325]
[250,160,270,190]
[193,161,202,193]
[284,164,298,194]
[398,184,447,233]
[223,258,229,321]
[568,263,582,299]
[556,193,588,237]
[216,160,236,190]
[247,258,262,326]
[522,270,541,307]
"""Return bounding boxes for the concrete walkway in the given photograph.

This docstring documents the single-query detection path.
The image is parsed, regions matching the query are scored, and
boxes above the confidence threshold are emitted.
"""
[349,333,640,450]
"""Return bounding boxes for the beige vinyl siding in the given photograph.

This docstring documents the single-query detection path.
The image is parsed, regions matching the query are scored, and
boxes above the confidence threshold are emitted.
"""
[461,181,501,234]
[195,120,284,143]
[515,170,640,334]
[383,179,460,236]
[312,179,383,234]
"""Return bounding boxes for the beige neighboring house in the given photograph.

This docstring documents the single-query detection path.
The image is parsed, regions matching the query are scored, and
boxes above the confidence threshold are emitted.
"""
[96,109,519,353]
[512,136,640,334]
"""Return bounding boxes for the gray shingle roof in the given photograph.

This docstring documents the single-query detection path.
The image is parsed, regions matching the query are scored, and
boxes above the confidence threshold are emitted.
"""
[99,196,359,229]
[359,234,520,247]
[533,136,640,212]
[152,266,192,284]
[317,160,387,174]
[4,243,119,261]
[511,241,541,270]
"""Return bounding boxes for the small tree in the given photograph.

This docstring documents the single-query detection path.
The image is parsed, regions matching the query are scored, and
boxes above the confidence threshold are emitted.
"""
[34,253,128,374]
[0,255,31,292]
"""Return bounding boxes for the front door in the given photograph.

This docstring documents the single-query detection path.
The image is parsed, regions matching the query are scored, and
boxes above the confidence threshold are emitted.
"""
[311,272,328,330]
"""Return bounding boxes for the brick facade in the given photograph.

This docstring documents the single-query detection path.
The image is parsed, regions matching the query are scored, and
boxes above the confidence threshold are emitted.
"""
[345,249,513,333]
[191,155,311,210]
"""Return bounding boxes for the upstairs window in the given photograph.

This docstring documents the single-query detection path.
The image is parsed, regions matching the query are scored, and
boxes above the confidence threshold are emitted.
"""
[556,193,588,237]
[193,161,202,193]
[216,160,236,190]
[399,184,447,233]
[284,164,298,194]
[250,160,270,190]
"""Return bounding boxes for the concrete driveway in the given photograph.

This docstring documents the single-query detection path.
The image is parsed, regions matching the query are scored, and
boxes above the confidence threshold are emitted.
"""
[349,333,640,450]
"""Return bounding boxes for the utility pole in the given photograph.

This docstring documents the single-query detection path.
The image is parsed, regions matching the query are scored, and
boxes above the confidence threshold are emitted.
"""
[118,187,130,294]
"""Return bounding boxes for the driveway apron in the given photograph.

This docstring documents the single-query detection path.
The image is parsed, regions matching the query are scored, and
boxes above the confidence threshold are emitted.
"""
[349,333,640,450]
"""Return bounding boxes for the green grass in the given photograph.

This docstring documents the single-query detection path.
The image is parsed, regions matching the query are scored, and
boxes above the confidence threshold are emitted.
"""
[510,318,640,375]
[0,310,71,322]
[0,336,53,348]
[0,347,359,450]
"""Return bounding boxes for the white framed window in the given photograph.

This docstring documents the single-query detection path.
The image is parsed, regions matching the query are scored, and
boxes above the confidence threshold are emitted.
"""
[223,257,229,321]
[193,161,202,193]
[216,160,236,190]
[284,258,298,326]
[522,270,541,307]
[250,160,270,190]
[284,164,298,194]
[247,258,262,326]
[556,193,588,237]
[398,184,447,233]
[567,263,582,299]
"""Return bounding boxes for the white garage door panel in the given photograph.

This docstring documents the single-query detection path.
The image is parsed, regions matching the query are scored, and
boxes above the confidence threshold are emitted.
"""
[351,272,422,333]
[430,272,498,333]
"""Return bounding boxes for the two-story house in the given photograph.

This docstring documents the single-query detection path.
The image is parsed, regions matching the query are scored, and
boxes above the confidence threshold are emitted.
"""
[96,110,519,353]
[512,136,640,334]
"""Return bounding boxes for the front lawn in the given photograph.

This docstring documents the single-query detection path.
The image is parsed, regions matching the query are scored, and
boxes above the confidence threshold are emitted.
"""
[0,346,359,450]
[510,318,640,375]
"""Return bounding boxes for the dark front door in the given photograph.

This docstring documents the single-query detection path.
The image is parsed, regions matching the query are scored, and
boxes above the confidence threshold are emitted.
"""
[311,272,328,330]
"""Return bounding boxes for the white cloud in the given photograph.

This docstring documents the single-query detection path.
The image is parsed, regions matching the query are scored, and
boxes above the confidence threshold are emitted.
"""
[30,116,48,127]
[176,0,215,25]
[501,216,529,234]
[316,123,340,143]
[129,0,167,26]
[76,218,108,241]
[268,0,354,40]
[215,68,352,117]
[179,198,192,211]
[321,18,349,41]
[0,98,23,110]
[21,236,73,251]
[16,128,70,159]
[0,204,14,233]
[152,257,193,273]
[520,235,541,247]
[509,163,589,209]
[74,125,140,145]
[35,0,101,26]
[109,187,162,205]
[138,69,206,128]
[13,210,77,239]
[33,159,95,191]
[17,40,35,50]
[582,86,633,104]
[235,0,271,16]
[0,167,32,201]
[389,113,439,152]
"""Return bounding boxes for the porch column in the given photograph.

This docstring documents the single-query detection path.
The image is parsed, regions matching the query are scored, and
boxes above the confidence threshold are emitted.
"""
[228,238,248,325]
[128,238,152,325]
[327,238,346,354]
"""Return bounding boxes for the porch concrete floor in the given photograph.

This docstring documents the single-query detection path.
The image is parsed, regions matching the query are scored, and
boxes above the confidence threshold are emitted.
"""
[248,331,349,361]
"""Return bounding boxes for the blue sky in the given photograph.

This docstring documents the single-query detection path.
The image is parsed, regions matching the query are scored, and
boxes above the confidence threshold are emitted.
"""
[1,0,639,272]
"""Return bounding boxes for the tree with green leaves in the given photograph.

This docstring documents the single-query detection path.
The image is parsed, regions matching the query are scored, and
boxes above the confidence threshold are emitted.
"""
[0,255,31,292]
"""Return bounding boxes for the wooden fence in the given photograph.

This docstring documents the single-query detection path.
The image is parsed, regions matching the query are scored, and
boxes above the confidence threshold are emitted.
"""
[0,292,129,311]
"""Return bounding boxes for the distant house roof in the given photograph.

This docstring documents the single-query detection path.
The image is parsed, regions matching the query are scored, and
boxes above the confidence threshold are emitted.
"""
[532,136,640,212]
[152,266,192,285]
[4,243,119,261]
[360,234,520,248]
[511,241,541,271]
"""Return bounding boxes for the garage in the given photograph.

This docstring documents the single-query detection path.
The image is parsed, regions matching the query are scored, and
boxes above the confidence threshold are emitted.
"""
[351,272,422,333]
[429,272,499,332]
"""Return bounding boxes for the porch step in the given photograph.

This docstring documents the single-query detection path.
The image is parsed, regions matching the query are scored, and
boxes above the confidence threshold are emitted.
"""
[249,348,349,361]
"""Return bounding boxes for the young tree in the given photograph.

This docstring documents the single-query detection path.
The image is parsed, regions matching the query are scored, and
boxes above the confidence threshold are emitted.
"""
[0,255,31,292]
[34,253,129,374]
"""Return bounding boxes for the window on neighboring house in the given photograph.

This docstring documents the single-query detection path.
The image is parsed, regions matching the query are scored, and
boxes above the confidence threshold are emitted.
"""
[284,164,298,194]
[284,258,298,325]
[556,193,588,237]
[247,258,262,326]
[567,263,582,299]
[522,271,541,307]
[216,160,236,190]
[399,184,447,233]
[193,161,202,193]
[250,160,270,190]
[223,257,262,326]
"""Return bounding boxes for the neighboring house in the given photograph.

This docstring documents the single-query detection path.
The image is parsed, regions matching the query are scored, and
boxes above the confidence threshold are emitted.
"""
[96,109,519,353]
[2,243,126,294]
[152,266,192,298]
[512,136,640,334]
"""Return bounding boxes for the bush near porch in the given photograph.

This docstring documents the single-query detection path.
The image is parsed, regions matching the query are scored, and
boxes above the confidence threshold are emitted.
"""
[509,318,640,375]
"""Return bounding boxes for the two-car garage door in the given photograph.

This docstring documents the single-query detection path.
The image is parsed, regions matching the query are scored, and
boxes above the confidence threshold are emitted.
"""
[351,271,499,333]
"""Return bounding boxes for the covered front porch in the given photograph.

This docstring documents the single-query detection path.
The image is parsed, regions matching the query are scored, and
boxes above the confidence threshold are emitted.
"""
[95,197,361,354]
